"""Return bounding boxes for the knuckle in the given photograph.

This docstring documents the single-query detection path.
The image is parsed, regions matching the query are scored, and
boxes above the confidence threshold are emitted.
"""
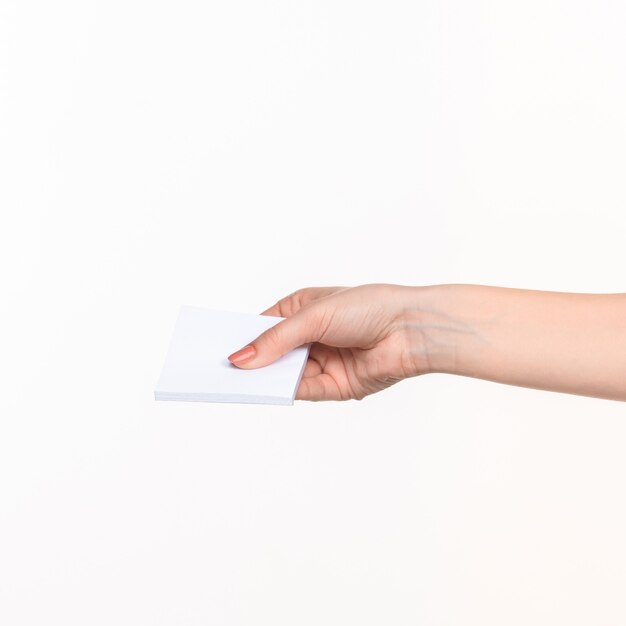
[276,289,307,317]
[290,288,311,310]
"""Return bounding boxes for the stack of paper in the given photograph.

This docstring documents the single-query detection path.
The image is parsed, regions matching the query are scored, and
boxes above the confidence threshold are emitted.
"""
[154,305,311,405]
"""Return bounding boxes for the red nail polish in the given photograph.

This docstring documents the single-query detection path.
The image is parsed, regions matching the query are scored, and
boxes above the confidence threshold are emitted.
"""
[228,345,256,363]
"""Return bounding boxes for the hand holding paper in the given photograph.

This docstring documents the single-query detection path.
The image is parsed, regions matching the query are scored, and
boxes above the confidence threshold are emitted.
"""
[154,284,428,405]
[224,284,431,401]
[156,284,626,406]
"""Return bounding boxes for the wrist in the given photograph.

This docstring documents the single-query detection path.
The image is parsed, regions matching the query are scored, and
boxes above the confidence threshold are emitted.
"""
[396,284,487,377]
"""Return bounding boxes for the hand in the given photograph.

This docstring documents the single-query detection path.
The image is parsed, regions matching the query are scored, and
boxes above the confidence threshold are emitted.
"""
[226,284,433,401]
[227,283,626,403]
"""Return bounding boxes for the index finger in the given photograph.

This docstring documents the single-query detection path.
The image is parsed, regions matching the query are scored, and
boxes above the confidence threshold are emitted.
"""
[259,286,349,318]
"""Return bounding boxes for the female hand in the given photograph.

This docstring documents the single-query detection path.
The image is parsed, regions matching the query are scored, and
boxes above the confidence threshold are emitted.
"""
[226,284,433,401]
[227,283,626,403]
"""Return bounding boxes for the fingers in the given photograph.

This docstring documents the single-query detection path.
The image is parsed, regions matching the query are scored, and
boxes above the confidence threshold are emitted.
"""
[228,306,323,369]
[295,345,353,401]
[259,286,349,317]
[295,373,343,401]
[302,356,322,377]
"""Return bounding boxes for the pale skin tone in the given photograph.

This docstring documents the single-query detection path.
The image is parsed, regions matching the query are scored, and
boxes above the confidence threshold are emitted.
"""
[226,284,626,403]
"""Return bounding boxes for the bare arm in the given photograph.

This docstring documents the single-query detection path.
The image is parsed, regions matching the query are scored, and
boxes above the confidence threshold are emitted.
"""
[409,284,626,402]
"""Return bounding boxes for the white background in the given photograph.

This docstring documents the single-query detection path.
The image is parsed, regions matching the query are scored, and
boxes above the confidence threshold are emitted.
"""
[1,1,626,624]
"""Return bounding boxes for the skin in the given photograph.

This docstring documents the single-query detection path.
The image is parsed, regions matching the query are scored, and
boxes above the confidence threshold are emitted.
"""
[226,283,626,403]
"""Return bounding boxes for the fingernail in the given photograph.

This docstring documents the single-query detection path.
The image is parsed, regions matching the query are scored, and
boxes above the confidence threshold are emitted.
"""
[228,345,256,364]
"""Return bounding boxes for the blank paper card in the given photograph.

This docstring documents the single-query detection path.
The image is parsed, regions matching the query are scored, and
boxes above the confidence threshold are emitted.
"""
[154,305,311,405]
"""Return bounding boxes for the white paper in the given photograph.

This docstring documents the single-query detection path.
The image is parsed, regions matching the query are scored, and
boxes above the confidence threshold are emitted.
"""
[154,305,311,405]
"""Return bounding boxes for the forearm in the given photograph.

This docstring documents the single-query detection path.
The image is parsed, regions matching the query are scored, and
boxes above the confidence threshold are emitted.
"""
[407,284,626,402]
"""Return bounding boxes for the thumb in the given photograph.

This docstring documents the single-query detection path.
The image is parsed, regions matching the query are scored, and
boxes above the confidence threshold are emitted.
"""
[227,308,321,369]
